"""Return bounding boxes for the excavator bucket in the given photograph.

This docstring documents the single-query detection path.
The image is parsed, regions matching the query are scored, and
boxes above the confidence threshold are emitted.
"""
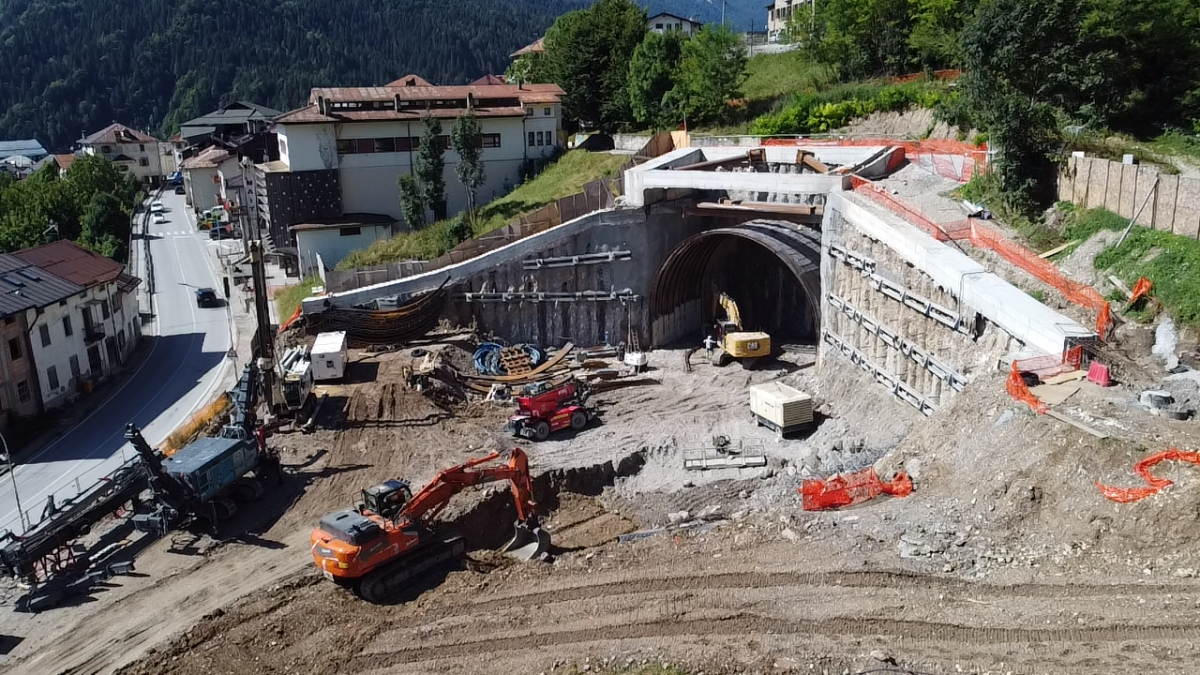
[501,521,551,561]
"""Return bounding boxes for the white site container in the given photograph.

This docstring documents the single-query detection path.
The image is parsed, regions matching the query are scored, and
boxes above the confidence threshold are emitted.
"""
[749,382,814,437]
[310,331,348,381]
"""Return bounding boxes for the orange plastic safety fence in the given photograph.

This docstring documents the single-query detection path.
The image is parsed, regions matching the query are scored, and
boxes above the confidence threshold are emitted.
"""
[1006,363,1050,415]
[891,69,962,84]
[1129,277,1153,305]
[1096,449,1200,503]
[800,467,914,511]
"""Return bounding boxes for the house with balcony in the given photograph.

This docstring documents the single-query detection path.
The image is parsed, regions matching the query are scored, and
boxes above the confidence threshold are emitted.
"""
[78,123,164,186]
[766,0,811,35]
[8,241,141,411]
[256,78,564,265]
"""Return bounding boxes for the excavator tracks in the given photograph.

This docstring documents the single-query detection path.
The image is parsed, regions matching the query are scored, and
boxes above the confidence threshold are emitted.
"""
[358,535,466,603]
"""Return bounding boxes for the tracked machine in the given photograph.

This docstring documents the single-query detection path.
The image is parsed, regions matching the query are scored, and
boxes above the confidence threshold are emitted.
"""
[310,447,550,602]
[711,292,771,366]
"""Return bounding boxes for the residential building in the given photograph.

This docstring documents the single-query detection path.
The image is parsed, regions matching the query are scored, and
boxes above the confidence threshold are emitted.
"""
[11,241,141,411]
[178,101,282,146]
[78,123,164,186]
[258,79,565,262]
[648,12,701,35]
[509,38,544,59]
[0,140,48,162]
[293,215,394,278]
[182,146,240,215]
[0,255,79,430]
[766,0,812,35]
[52,154,77,175]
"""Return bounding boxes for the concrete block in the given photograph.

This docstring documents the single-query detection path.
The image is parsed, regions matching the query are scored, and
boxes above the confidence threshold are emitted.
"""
[1156,174,1179,233]
[1118,163,1139,219]
[1134,169,1160,228]
[1085,157,1108,210]
[1104,160,1123,213]
[1175,177,1200,240]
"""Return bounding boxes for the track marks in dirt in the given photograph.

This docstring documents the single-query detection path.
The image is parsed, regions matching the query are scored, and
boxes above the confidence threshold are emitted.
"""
[413,569,1200,623]
[348,612,1200,668]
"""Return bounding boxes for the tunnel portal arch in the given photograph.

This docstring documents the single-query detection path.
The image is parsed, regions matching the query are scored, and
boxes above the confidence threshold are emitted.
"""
[649,220,822,348]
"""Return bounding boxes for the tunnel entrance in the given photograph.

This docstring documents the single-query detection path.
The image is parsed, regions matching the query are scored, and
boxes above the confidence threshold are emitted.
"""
[649,220,822,348]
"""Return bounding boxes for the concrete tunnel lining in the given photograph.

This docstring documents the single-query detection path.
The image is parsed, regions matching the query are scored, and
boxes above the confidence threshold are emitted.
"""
[649,220,823,347]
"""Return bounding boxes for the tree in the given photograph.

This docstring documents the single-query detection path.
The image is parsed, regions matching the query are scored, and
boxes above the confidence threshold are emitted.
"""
[540,0,647,131]
[627,30,687,129]
[79,193,127,259]
[668,25,748,128]
[397,172,425,229]
[961,0,1084,212]
[415,114,446,221]
[450,112,486,220]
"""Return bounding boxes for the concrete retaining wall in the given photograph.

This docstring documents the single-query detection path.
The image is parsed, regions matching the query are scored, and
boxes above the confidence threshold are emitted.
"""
[1060,155,1200,238]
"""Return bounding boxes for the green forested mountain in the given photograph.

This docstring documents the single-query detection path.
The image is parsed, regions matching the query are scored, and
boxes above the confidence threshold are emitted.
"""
[0,0,588,151]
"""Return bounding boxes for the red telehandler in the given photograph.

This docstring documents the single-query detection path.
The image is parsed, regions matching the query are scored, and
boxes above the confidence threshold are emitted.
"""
[310,448,550,602]
[505,378,594,441]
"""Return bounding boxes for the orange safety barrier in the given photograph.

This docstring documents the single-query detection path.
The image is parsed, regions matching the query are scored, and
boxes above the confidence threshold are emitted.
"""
[1096,449,1200,503]
[1006,345,1083,415]
[891,69,962,84]
[800,467,914,511]
[849,178,1116,340]
[1129,277,1153,306]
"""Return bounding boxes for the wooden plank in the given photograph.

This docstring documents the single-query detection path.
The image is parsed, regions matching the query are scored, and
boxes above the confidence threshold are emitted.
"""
[1108,275,1132,298]
[1046,410,1110,439]
[1038,240,1078,259]
[1042,370,1086,385]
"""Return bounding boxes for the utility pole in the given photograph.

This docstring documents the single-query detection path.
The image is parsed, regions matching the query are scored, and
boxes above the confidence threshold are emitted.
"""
[248,240,276,414]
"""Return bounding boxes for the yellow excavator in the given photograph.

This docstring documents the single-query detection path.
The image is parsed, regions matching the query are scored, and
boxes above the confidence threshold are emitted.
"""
[710,293,771,366]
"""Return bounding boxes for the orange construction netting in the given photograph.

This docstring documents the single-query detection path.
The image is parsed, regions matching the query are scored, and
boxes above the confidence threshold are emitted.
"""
[279,306,303,333]
[1006,347,1084,415]
[1096,449,1200,503]
[849,178,1115,340]
[800,467,914,511]
[1129,277,1153,306]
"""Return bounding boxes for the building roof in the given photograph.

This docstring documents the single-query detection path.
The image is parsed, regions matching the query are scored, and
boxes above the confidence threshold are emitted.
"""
[12,240,125,288]
[291,213,395,232]
[648,12,699,24]
[182,101,282,127]
[274,82,564,125]
[0,253,83,316]
[470,74,506,86]
[385,74,433,87]
[182,146,233,170]
[81,123,158,146]
[53,154,77,172]
[509,37,545,58]
[0,140,47,158]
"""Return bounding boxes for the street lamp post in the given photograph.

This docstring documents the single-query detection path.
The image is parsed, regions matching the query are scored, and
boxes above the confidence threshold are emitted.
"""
[0,432,28,533]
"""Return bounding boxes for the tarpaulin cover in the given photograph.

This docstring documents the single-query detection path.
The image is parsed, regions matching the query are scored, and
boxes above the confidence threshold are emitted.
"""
[1097,449,1200,503]
[800,467,913,511]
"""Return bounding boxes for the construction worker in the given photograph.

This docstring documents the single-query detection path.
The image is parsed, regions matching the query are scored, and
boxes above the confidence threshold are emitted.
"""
[703,334,717,361]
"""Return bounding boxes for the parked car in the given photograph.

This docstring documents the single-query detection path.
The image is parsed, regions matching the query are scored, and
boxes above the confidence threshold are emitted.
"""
[152,213,167,224]
[209,226,240,240]
[174,186,186,195]
[150,200,164,213]
[195,288,220,308]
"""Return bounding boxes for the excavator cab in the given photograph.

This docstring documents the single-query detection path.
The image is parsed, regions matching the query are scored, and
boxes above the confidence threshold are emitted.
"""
[359,480,412,520]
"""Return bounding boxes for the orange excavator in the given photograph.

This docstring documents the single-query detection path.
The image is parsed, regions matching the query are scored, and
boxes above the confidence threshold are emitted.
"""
[310,447,550,602]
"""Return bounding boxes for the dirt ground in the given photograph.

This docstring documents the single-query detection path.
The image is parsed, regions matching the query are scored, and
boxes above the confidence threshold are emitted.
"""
[6,230,1200,674]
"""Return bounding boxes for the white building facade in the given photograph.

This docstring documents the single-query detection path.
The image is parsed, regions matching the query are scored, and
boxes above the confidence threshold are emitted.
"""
[269,82,565,230]
[79,123,164,186]
[648,12,701,35]
[294,220,393,278]
[766,0,812,35]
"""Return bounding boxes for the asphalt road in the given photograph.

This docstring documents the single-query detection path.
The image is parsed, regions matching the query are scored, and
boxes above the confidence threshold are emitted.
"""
[0,188,234,535]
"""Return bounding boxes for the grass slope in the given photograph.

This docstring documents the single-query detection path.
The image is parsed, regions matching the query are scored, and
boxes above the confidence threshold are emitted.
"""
[741,50,834,102]
[338,150,630,269]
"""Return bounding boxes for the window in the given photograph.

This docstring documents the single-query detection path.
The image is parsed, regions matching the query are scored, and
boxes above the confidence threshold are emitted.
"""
[336,139,356,155]
[394,137,414,152]
[69,355,80,380]
[63,315,73,337]
[526,108,534,116]
[655,22,663,29]
[528,132,536,147]
[5,315,14,325]
[116,165,128,172]
[59,300,66,307]
[544,107,552,116]
[536,131,545,146]
[39,324,50,347]
[101,300,110,319]
[139,144,145,151]
[374,137,395,153]
[16,380,30,403]
[47,366,59,390]
[139,157,149,166]
[356,138,375,154]
[279,137,288,156]
[480,133,501,149]
[8,338,20,360]
[339,226,361,237]
[101,145,111,153]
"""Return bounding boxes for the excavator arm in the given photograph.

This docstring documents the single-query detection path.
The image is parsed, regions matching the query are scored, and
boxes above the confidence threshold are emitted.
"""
[718,292,743,332]
[400,447,539,526]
